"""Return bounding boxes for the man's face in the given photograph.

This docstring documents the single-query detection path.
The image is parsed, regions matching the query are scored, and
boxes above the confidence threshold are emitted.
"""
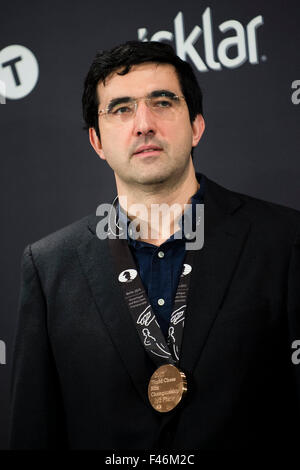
[89,62,204,188]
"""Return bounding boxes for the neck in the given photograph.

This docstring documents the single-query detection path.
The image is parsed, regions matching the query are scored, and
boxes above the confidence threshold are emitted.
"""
[116,162,199,246]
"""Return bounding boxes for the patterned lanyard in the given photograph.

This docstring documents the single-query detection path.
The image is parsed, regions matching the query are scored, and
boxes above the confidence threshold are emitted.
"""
[108,234,195,368]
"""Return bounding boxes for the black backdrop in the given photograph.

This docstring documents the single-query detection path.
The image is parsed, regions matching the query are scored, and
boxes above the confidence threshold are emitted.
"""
[0,0,299,449]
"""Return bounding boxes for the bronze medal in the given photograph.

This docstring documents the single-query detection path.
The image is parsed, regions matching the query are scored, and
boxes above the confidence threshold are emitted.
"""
[148,364,187,413]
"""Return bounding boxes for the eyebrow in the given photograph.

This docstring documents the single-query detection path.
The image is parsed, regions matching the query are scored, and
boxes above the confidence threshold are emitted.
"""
[106,89,177,111]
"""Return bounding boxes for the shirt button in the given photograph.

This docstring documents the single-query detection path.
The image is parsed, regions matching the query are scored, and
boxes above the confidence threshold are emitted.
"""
[158,251,164,258]
[158,298,165,306]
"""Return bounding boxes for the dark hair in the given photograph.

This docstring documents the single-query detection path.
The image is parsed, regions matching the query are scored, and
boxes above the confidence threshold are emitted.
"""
[82,40,203,148]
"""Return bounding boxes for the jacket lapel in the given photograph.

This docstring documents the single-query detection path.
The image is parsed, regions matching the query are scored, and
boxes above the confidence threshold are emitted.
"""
[179,177,251,374]
[77,230,155,405]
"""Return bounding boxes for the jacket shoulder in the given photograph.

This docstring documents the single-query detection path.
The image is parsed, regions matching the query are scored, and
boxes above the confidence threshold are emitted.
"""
[205,176,300,241]
[26,214,94,262]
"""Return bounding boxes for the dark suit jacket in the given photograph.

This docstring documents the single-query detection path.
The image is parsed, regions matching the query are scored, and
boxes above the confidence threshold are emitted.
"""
[9,174,300,449]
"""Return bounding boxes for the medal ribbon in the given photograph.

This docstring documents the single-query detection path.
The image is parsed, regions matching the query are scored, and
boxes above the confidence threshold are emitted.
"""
[108,217,195,368]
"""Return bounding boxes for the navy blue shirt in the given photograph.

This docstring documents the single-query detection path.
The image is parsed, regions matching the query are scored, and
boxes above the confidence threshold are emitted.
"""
[118,174,205,337]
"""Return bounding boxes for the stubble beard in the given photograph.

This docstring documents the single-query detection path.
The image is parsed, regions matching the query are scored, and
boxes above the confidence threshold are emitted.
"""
[124,150,191,190]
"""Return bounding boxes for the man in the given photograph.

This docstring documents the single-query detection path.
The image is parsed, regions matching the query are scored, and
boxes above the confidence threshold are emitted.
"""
[9,41,300,450]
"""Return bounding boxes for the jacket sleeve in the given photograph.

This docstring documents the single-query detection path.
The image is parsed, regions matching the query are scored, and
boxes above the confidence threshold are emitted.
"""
[9,245,68,449]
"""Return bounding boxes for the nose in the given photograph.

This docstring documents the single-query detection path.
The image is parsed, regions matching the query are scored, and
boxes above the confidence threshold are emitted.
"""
[132,100,157,137]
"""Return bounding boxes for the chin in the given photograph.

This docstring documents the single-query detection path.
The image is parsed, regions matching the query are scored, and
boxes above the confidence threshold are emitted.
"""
[140,166,185,184]
[135,171,173,185]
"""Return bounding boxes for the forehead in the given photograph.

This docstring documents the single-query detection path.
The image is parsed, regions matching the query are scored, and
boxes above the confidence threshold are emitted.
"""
[97,62,182,104]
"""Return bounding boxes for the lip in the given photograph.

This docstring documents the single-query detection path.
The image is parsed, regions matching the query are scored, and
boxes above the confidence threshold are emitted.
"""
[133,145,162,156]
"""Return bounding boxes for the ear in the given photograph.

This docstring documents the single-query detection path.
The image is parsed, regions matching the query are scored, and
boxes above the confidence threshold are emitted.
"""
[191,114,205,147]
[89,127,106,161]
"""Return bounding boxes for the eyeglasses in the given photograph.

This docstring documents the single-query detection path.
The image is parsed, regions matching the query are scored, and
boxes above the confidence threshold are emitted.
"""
[98,93,185,123]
